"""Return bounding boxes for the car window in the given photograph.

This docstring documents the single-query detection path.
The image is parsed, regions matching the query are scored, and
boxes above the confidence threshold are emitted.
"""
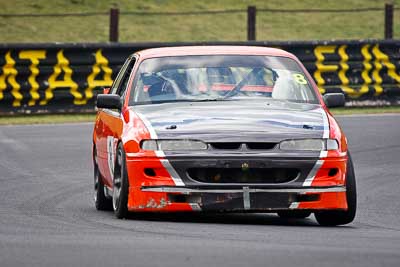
[116,58,136,97]
[129,55,318,105]
[110,59,130,95]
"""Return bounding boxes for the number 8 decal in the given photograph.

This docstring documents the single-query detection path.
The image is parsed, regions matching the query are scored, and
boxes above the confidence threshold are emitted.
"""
[292,73,308,85]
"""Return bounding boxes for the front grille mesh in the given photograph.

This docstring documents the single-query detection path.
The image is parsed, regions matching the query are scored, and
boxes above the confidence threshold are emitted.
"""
[209,142,242,150]
[187,167,299,184]
[208,142,277,150]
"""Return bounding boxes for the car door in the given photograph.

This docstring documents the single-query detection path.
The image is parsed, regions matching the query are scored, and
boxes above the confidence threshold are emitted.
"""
[96,57,136,188]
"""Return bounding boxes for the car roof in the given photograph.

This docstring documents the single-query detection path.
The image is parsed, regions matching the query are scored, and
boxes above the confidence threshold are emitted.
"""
[135,46,296,59]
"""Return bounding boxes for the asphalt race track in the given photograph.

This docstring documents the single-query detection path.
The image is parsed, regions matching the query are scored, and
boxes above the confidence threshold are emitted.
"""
[1,114,399,267]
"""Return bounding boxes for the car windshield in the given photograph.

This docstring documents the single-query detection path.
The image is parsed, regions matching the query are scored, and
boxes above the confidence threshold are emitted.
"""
[129,55,318,105]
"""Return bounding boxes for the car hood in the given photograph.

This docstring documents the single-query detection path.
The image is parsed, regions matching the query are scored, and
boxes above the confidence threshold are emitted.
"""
[132,100,328,143]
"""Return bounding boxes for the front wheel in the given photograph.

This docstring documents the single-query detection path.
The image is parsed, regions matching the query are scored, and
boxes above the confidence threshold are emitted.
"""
[315,153,357,226]
[112,143,129,219]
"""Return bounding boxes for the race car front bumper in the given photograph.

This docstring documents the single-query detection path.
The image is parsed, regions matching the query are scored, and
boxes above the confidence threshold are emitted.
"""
[139,185,346,211]
[126,155,348,212]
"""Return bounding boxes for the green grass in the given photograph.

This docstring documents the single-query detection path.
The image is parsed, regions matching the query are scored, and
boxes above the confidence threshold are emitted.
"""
[0,106,399,125]
[0,0,399,42]
[0,113,95,125]
[330,106,400,115]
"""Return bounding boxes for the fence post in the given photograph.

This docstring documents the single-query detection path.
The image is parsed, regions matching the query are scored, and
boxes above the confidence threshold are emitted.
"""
[247,6,256,41]
[384,3,393,39]
[109,8,119,42]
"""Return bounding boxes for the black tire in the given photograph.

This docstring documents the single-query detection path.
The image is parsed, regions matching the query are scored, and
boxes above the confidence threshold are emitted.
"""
[315,152,357,226]
[112,143,129,219]
[94,147,112,211]
[277,210,312,219]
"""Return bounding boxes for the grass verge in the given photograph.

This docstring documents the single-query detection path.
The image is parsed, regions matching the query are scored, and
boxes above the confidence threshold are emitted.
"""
[330,106,400,115]
[0,113,96,125]
[0,106,399,125]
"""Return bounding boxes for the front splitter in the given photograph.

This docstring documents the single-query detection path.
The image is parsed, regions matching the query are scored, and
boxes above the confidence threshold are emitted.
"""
[140,186,346,211]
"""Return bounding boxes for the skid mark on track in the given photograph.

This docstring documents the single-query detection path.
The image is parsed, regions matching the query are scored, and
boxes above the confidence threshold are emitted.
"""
[0,129,29,152]
[351,144,400,155]
[14,183,99,232]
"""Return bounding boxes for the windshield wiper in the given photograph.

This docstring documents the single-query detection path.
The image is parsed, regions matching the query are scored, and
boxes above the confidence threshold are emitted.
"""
[190,98,226,102]
[145,98,227,105]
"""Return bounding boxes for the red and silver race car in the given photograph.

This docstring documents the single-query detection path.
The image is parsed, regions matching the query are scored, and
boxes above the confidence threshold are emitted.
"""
[92,46,356,226]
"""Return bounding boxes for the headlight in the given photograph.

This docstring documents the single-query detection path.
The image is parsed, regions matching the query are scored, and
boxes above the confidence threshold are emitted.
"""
[141,139,208,151]
[279,139,338,151]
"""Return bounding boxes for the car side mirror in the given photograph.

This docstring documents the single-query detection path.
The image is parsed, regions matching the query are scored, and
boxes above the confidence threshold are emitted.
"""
[96,94,122,110]
[323,93,345,108]
[103,87,110,94]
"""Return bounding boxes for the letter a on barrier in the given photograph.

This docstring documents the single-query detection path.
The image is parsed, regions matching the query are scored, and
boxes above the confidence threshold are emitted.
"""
[40,50,81,106]
[76,49,113,105]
